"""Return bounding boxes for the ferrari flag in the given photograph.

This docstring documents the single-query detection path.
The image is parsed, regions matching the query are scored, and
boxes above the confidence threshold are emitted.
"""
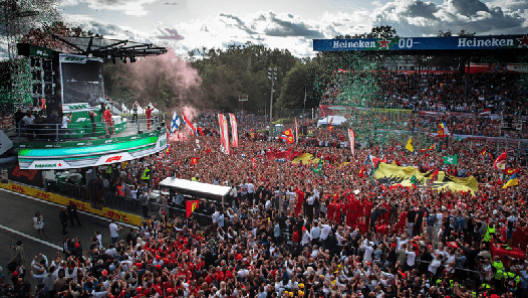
[186,200,200,218]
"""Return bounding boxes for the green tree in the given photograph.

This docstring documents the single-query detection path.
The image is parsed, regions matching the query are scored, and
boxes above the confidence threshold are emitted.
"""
[437,30,452,37]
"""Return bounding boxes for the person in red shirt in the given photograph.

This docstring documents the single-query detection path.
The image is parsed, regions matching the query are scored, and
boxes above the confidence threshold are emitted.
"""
[103,107,115,135]
[145,105,154,130]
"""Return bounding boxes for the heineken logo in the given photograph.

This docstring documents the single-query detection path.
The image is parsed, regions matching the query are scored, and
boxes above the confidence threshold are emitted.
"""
[35,163,58,168]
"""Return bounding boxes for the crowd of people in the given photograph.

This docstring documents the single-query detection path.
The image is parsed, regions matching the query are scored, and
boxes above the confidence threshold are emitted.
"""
[320,71,528,116]
[4,108,528,298]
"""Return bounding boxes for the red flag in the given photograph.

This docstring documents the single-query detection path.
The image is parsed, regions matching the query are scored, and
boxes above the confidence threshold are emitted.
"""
[186,200,200,218]
[218,114,230,155]
[205,148,212,154]
[182,113,196,135]
[197,127,205,136]
[191,157,199,165]
[251,158,257,168]
[294,189,305,216]
[229,113,239,148]
[359,165,365,177]
[493,151,507,169]
[287,136,294,144]
[283,129,293,136]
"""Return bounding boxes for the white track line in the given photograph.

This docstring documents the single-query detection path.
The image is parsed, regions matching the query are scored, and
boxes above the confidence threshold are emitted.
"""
[0,187,136,229]
[0,223,63,251]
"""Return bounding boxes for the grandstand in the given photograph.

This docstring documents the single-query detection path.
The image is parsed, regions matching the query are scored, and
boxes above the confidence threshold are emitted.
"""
[313,34,528,159]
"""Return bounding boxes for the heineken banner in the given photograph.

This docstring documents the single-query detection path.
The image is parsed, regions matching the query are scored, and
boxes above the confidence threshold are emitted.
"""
[313,34,528,52]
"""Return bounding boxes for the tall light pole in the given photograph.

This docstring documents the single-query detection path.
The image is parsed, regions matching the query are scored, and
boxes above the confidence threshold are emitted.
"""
[239,94,248,129]
[268,67,277,136]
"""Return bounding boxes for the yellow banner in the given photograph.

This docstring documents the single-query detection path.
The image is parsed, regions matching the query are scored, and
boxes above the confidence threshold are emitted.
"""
[292,153,321,164]
[0,182,142,225]
[373,162,478,194]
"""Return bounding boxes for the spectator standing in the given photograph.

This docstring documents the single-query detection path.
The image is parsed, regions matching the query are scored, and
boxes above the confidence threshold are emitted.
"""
[139,190,149,218]
[32,212,46,240]
[10,241,25,266]
[59,207,68,235]
[67,202,82,227]
[109,220,122,246]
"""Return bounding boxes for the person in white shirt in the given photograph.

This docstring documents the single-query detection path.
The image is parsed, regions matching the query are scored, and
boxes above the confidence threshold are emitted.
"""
[246,180,255,200]
[301,228,312,246]
[109,220,122,246]
[405,246,416,269]
[361,239,374,263]
[310,222,321,244]
[320,221,332,248]
[428,254,442,276]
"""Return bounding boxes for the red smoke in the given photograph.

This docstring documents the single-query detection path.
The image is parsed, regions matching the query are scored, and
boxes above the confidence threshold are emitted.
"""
[124,49,202,108]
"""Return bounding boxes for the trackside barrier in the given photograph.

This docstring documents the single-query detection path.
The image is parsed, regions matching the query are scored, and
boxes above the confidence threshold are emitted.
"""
[0,181,143,225]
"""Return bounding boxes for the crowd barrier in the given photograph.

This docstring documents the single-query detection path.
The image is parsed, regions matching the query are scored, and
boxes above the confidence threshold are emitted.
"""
[0,181,143,225]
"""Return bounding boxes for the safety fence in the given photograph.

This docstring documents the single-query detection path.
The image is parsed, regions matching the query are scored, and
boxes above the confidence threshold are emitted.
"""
[16,114,165,143]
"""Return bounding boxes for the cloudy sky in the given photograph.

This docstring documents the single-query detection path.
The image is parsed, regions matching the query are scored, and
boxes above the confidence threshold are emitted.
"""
[57,0,528,57]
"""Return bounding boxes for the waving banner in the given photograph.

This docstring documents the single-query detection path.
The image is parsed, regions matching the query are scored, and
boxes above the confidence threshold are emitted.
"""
[229,113,239,148]
[218,114,230,155]
[348,129,355,155]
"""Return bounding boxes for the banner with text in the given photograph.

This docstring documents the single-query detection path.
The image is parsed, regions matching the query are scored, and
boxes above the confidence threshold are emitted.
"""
[314,34,528,52]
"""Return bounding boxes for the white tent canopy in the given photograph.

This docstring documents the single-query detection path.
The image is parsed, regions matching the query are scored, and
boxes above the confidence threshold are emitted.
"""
[159,177,231,202]
[317,115,347,127]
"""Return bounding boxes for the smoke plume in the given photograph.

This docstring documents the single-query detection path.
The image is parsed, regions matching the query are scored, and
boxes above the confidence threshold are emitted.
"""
[124,49,202,112]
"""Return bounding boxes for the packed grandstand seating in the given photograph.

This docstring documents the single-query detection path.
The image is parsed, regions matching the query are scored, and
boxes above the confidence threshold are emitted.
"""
[320,71,528,116]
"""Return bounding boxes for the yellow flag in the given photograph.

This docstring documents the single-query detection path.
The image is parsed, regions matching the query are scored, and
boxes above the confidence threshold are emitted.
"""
[405,137,414,152]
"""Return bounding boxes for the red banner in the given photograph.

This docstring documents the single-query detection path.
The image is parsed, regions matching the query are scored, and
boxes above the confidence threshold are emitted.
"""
[229,113,239,148]
[182,113,196,135]
[218,114,230,155]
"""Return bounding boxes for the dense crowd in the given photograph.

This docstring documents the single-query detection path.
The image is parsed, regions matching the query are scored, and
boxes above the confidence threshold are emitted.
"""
[320,71,528,116]
[4,109,528,298]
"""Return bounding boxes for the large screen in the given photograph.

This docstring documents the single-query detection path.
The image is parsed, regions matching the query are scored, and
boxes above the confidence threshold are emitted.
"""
[59,54,104,106]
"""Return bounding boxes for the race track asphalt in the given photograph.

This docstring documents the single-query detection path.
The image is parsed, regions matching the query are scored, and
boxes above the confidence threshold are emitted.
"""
[0,187,135,274]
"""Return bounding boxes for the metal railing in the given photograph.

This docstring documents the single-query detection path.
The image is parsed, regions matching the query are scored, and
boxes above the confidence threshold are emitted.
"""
[16,114,165,143]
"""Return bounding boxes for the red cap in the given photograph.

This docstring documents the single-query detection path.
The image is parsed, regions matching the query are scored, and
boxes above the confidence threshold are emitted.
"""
[156,255,161,260]
[156,264,161,270]
[101,270,108,277]
[166,288,174,294]
[12,271,18,277]
[75,242,80,249]
[135,263,142,268]
[136,287,142,293]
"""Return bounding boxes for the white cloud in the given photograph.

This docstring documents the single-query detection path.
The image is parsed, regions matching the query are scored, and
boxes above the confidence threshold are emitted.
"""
[64,0,528,58]
[372,0,526,36]
[62,0,157,16]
